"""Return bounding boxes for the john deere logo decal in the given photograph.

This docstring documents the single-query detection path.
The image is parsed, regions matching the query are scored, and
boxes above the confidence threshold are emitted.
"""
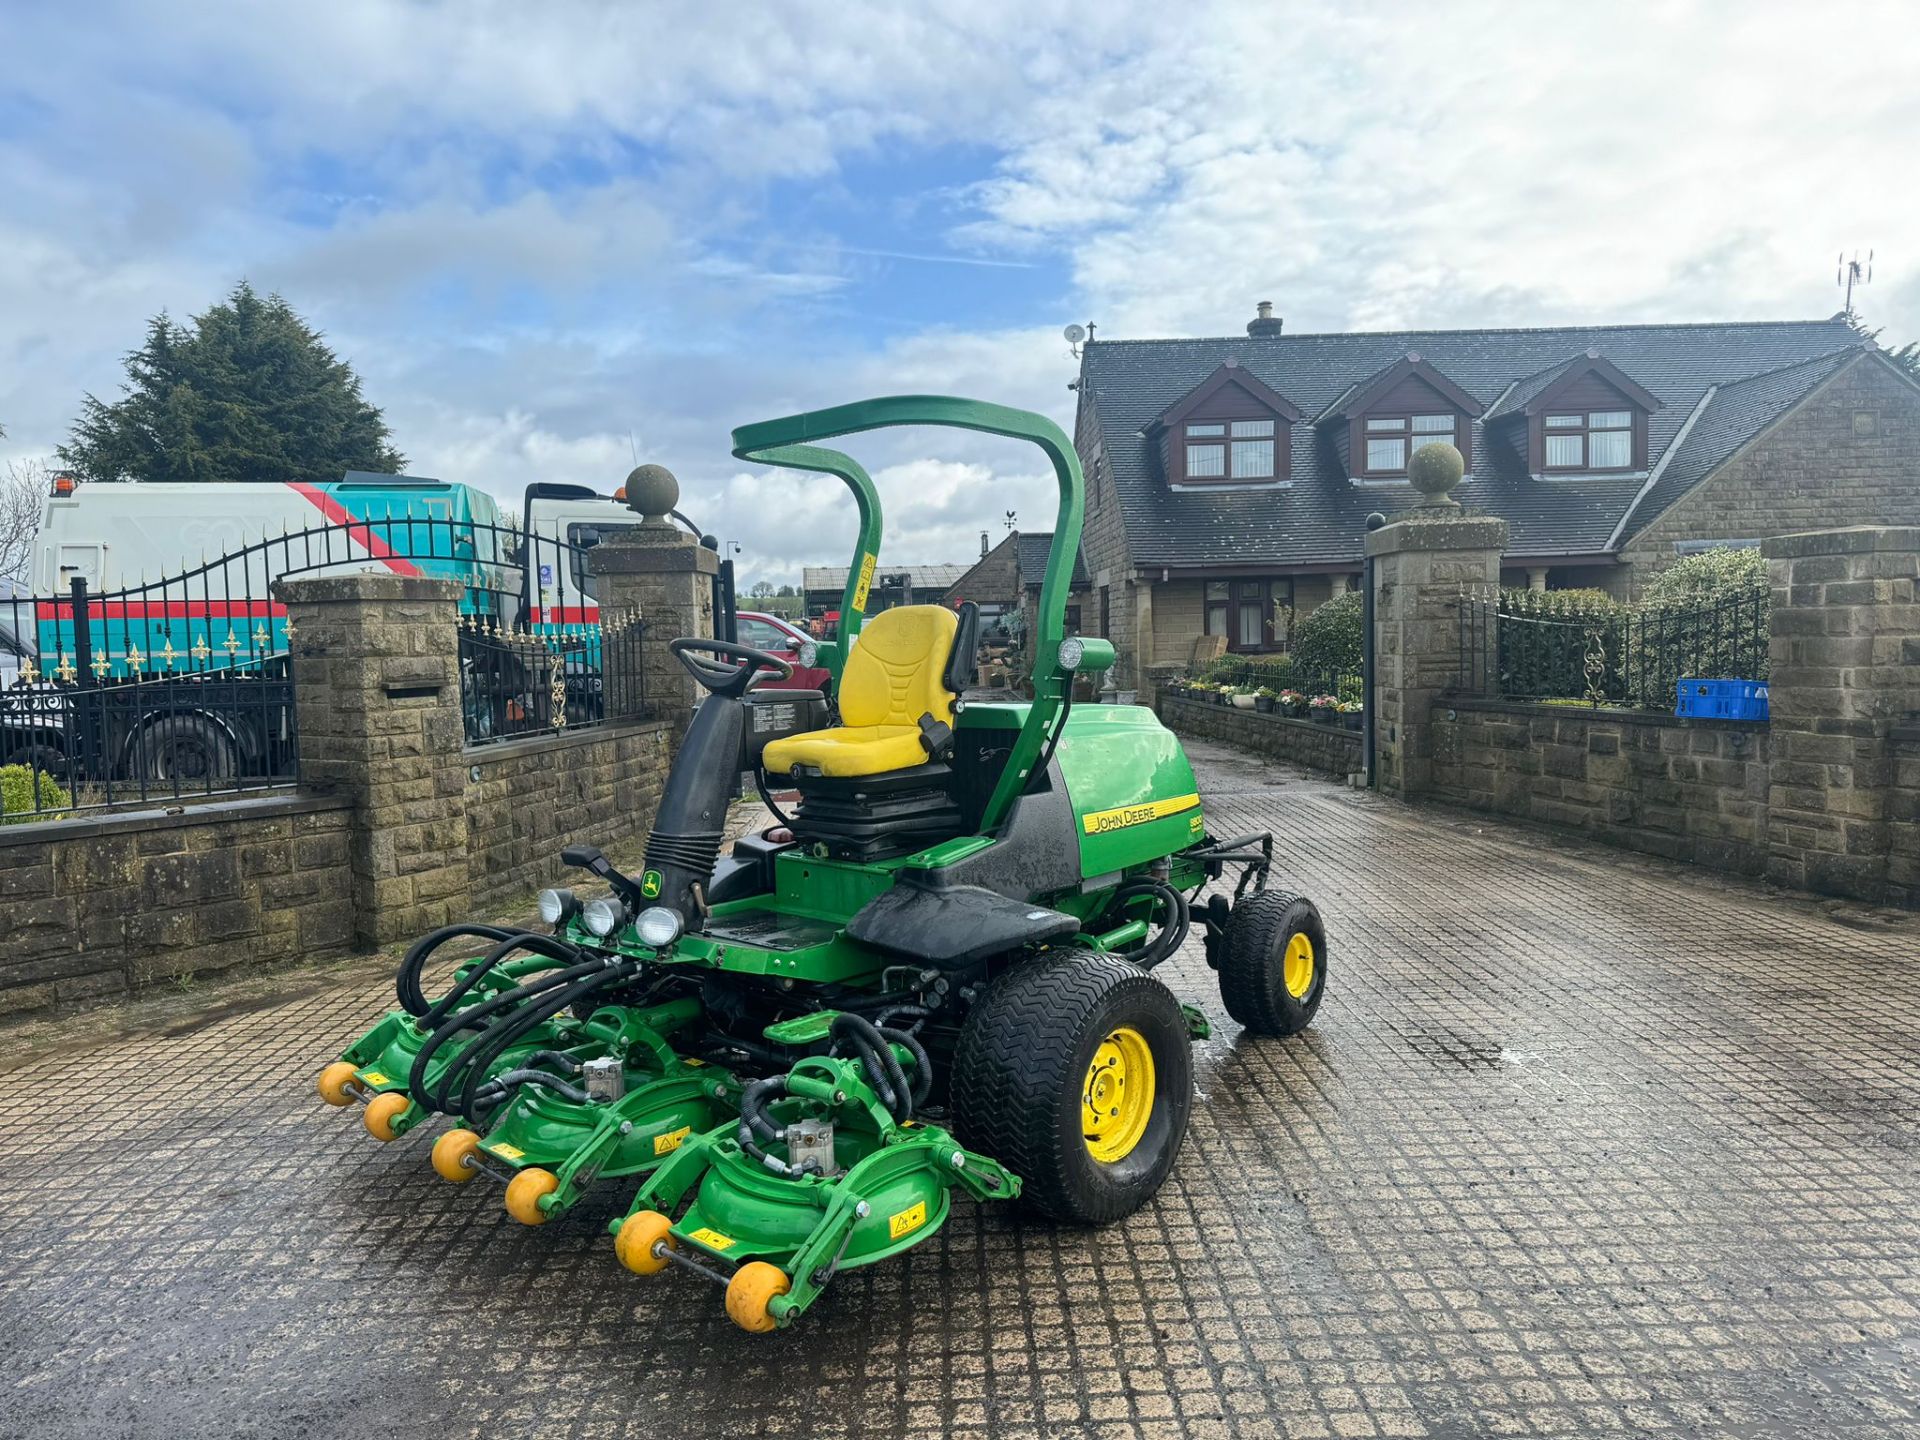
[1081,792,1201,836]
[641,870,663,898]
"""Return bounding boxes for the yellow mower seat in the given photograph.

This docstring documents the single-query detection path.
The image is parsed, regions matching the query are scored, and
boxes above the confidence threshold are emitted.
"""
[762,605,959,778]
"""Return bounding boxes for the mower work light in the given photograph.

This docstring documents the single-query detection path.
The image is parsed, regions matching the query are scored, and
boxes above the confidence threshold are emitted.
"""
[537,888,579,926]
[634,906,682,949]
[582,896,628,938]
[1058,635,1115,673]
[797,640,818,668]
[1057,637,1084,670]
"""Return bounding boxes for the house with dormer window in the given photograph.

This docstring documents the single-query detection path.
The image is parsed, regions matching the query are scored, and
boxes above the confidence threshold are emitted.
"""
[1072,304,1920,684]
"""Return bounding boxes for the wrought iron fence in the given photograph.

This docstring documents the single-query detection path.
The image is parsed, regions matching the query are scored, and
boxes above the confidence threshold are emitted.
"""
[2,516,650,820]
[1456,589,1769,711]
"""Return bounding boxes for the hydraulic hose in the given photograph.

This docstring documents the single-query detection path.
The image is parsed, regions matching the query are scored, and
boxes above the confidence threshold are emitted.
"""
[395,924,525,1016]
[736,1076,823,1177]
[405,958,608,1112]
[1107,878,1190,970]
[451,966,632,1124]
[475,1068,595,1112]
[420,932,586,1030]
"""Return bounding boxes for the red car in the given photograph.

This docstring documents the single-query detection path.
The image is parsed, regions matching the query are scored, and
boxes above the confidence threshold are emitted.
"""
[736,610,831,691]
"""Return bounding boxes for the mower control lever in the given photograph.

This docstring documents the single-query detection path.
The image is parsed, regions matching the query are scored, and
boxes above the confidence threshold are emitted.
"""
[668,638,795,700]
[560,844,647,907]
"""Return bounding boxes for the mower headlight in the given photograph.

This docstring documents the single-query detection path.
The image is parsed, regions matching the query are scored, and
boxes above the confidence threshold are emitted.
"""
[582,896,628,938]
[635,906,682,949]
[1058,636,1085,670]
[797,640,818,668]
[537,887,579,925]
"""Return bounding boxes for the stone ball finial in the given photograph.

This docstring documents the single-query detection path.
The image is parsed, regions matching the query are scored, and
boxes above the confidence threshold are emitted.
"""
[623,463,679,520]
[1407,442,1465,506]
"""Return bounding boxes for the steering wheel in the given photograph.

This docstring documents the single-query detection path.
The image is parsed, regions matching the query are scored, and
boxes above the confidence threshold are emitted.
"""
[669,638,794,699]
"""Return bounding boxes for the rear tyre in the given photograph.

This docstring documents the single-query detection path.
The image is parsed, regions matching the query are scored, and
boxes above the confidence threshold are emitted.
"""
[1219,890,1326,1036]
[132,714,238,784]
[952,951,1192,1225]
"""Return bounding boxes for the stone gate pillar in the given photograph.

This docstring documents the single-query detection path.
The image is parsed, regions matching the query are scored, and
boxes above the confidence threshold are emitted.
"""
[275,573,471,946]
[1763,526,1920,902]
[1366,514,1509,799]
[590,467,718,722]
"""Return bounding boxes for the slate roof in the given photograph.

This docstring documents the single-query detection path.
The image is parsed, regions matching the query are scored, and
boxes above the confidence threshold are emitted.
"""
[802,563,968,593]
[1079,318,1866,566]
[1015,532,1090,588]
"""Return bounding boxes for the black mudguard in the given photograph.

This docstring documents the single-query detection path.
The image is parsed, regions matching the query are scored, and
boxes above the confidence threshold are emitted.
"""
[846,871,1079,970]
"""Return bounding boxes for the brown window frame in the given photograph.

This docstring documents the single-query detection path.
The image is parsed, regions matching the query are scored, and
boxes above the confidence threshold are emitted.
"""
[1202,576,1293,653]
[1358,412,1459,478]
[1540,409,1637,473]
[1178,418,1284,484]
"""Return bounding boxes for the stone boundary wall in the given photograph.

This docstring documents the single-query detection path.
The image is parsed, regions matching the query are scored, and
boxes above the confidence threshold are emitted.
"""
[1158,690,1362,777]
[1894,723,1920,909]
[465,720,674,913]
[1429,698,1772,876]
[0,793,357,1011]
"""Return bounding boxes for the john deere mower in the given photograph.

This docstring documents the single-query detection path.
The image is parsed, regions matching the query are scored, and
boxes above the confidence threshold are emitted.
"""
[315,395,1328,1331]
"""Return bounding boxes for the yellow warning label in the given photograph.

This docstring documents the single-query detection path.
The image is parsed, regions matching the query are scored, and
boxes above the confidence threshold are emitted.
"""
[888,1200,928,1241]
[687,1227,736,1252]
[653,1125,692,1156]
[486,1142,525,1161]
[358,1071,390,1087]
[850,552,878,612]
[680,1057,707,1068]
[1080,792,1200,836]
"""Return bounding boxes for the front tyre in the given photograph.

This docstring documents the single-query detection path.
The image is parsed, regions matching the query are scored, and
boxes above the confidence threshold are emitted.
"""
[952,952,1192,1224]
[1219,890,1327,1036]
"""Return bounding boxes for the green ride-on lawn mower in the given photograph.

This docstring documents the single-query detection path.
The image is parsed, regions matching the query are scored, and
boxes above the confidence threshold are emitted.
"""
[315,395,1329,1332]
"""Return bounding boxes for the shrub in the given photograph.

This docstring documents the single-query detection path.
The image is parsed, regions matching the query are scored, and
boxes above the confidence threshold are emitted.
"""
[1640,546,1768,612]
[1,764,70,823]
[1291,590,1363,679]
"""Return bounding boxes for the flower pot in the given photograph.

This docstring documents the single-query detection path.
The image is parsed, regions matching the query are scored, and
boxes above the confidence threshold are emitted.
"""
[1115,689,1138,705]
[1310,708,1335,725]
[1342,711,1364,731]
[1231,693,1256,709]
[1254,696,1275,714]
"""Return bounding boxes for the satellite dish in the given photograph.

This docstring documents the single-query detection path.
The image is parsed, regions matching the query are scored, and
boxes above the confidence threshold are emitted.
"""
[1063,323,1086,345]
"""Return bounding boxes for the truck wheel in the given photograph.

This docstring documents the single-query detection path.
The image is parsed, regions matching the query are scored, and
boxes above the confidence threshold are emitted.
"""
[952,951,1192,1225]
[1219,890,1326,1036]
[133,714,237,784]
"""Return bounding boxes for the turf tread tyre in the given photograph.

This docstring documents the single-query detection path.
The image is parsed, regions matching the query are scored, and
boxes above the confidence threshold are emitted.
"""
[952,951,1191,1225]
[1220,889,1326,1036]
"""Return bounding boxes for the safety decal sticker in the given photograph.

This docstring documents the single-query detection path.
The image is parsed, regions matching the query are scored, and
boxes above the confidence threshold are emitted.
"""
[888,1200,928,1240]
[653,1125,692,1156]
[687,1227,736,1251]
[357,1071,390,1086]
[1080,792,1201,836]
[641,869,663,899]
[485,1142,526,1161]
[850,552,878,611]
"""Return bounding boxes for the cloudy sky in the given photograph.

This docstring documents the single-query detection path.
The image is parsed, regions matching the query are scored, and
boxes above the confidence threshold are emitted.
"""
[3,0,1917,587]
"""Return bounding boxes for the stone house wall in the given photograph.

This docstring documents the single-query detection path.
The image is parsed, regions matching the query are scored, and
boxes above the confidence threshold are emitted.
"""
[1892,724,1920,909]
[1621,355,1920,595]
[1429,700,1772,875]
[0,794,358,1012]
[1157,691,1362,778]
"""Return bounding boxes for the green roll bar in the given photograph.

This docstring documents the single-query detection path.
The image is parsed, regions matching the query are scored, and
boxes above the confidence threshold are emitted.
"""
[731,395,1085,833]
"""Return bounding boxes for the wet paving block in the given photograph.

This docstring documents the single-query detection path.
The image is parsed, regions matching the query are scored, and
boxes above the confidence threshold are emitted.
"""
[1,736,1917,1438]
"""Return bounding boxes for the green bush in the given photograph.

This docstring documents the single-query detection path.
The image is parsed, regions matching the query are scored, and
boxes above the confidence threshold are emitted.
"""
[1291,590,1363,679]
[1641,546,1768,612]
[1,764,70,823]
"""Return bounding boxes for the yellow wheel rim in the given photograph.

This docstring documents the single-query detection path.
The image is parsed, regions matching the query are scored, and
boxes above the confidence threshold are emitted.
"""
[1083,1026,1155,1164]
[1283,932,1315,998]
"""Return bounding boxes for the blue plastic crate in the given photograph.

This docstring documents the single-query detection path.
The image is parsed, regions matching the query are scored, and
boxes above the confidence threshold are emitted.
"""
[1675,678,1768,721]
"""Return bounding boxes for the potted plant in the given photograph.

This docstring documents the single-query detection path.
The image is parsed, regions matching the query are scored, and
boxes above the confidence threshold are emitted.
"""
[1277,688,1306,718]
[1230,685,1257,710]
[1254,685,1277,714]
[1308,693,1338,724]
[1337,698,1365,731]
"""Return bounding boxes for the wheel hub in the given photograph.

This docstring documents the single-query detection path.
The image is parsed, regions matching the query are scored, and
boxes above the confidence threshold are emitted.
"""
[1283,932,1315,998]
[1083,1026,1155,1164]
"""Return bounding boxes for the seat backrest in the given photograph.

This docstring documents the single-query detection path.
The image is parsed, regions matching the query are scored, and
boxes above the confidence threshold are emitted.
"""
[839,605,960,729]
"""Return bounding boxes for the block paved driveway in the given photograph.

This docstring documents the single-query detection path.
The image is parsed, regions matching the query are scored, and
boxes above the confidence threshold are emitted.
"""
[2,737,1917,1440]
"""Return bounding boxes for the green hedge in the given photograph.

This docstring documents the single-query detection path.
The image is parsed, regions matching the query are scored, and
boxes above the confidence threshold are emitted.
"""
[1291,590,1363,678]
[1,764,70,823]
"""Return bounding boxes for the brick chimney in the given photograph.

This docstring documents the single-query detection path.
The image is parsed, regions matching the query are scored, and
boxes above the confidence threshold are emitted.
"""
[1246,300,1284,338]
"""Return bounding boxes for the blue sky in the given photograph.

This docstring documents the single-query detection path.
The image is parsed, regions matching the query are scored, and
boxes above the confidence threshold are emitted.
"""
[3,0,1917,587]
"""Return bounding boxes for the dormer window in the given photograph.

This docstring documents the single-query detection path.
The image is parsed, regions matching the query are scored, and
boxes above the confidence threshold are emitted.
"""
[1151,363,1302,487]
[1544,410,1633,471]
[1363,414,1457,474]
[1185,419,1275,480]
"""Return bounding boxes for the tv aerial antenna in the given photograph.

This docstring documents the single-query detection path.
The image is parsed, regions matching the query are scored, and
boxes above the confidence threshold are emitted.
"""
[1063,321,1095,358]
[1838,250,1872,315]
